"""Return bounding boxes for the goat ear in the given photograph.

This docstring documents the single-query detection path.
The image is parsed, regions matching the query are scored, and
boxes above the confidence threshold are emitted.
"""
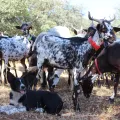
[113,27,120,32]
[83,29,88,32]
[4,70,16,84]
[73,29,78,35]
[15,26,21,29]
[96,24,100,31]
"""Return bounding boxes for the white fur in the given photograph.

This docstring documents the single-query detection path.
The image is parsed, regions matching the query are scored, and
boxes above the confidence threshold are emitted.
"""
[10,91,23,106]
[48,26,71,38]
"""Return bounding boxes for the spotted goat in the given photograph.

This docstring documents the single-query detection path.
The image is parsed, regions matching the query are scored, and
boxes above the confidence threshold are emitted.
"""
[31,12,116,111]
[32,28,100,110]
[0,35,31,80]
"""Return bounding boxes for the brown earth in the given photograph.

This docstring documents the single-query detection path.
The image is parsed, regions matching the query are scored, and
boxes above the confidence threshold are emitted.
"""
[0,62,120,120]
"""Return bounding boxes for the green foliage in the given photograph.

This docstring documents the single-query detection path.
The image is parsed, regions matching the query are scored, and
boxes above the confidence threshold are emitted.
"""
[0,0,30,35]
[0,0,90,36]
[112,5,120,37]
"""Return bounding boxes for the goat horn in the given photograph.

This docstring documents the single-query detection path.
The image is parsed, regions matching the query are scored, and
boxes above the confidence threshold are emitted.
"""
[107,15,115,22]
[88,11,101,24]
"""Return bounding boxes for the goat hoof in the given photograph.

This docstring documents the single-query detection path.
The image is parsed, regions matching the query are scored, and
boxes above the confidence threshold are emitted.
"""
[109,98,114,103]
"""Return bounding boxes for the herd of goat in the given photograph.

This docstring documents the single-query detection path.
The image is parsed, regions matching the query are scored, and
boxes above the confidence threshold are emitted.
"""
[0,12,120,115]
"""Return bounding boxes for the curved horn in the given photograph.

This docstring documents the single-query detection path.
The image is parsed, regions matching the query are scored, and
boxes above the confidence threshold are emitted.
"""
[107,15,115,22]
[88,11,101,23]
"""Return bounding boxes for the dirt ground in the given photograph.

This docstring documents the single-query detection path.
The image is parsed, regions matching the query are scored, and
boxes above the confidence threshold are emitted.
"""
[0,63,120,120]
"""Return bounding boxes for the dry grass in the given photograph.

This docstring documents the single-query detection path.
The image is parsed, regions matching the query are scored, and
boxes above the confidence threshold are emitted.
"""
[0,63,120,120]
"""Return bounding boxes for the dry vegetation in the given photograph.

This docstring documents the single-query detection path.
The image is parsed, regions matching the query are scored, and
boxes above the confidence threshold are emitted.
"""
[0,63,120,120]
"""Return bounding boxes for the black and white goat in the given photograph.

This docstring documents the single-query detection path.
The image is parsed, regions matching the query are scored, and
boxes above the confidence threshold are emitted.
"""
[31,12,116,111]
[28,26,72,88]
[31,30,99,111]
[0,23,35,84]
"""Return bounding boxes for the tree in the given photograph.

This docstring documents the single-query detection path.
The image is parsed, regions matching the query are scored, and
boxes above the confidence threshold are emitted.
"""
[112,6,120,37]
[0,0,30,35]
[0,0,90,36]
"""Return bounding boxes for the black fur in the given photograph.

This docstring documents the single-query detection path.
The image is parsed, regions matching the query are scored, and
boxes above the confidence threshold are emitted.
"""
[18,90,63,114]
[21,71,38,90]
[113,27,120,32]
[85,41,120,103]
[80,76,93,98]
[10,92,13,99]
[7,70,63,115]
[28,52,47,88]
